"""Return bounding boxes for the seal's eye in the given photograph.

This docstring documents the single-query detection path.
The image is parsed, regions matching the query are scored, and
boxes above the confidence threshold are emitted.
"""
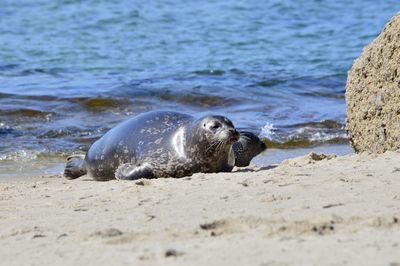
[210,122,221,130]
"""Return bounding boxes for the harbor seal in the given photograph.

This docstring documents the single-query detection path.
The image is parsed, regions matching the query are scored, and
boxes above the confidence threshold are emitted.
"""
[64,111,266,181]
[232,131,267,167]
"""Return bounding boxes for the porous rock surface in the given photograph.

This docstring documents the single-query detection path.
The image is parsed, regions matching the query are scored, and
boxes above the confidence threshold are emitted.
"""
[346,13,400,153]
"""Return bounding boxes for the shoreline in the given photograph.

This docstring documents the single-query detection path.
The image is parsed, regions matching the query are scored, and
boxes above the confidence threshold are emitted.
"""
[1,150,399,265]
[0,143,353,179]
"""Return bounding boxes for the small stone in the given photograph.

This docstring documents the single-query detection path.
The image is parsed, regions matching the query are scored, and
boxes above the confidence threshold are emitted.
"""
[165,249,183,257]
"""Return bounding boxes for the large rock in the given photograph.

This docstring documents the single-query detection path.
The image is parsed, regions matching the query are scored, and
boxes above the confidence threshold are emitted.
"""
[346,13,400,153]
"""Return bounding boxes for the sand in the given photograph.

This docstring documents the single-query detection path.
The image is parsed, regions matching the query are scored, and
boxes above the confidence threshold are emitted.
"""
[1,151,399,266]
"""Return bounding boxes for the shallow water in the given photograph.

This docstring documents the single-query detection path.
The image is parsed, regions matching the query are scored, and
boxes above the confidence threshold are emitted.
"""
[0,1,398,174]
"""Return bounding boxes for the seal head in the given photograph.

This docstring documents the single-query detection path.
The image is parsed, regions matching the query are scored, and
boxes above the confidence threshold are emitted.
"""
[185,115,240,173]
[232,131,267,167]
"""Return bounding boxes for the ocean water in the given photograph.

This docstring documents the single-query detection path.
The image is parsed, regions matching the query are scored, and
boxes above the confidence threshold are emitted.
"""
[0,1,398,175]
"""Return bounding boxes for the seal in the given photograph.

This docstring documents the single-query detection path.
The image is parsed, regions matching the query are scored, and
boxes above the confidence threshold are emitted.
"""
[232,131,267,167]
[64,111,266,181]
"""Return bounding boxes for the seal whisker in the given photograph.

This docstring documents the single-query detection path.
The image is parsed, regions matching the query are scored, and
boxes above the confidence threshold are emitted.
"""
[207,138,224,151]
[216,141,225,154]
[206,140,220,153]
[208,140,220,153]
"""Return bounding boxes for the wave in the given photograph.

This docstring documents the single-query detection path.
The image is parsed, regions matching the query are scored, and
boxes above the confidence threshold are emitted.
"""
[0,149,67,162]
[192,69,225,76]
[259,120,348,149]
[65,97,132,110]
[0,108,54,118]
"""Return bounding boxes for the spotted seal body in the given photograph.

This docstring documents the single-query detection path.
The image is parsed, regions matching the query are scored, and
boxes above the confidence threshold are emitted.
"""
[64,111,266,181]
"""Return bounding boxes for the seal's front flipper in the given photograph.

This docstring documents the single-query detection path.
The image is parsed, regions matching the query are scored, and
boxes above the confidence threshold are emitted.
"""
[115,163,154,180]
[64,154,87,180]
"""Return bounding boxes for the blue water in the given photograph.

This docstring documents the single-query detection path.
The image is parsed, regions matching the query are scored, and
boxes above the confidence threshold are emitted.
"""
[0,0,398,166]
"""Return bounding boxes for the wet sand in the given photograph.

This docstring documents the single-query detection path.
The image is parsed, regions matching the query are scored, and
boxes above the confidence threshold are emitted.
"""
[1,151,399,266]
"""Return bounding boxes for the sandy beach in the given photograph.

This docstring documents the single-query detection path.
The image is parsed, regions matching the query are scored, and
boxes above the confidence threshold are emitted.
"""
[1,151,399,266]
[1,1,399,266]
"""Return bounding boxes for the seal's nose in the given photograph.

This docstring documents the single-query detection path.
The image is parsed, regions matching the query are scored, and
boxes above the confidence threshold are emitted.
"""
[229,128,240,141]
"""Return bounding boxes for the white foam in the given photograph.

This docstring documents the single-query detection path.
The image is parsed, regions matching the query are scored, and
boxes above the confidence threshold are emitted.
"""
[309,131,347,142]
[259,122,277,139]
[0,150,39,162]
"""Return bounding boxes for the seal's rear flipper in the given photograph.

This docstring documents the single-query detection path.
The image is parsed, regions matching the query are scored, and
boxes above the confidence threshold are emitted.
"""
[115,163,153,180]
[64,154,87,180]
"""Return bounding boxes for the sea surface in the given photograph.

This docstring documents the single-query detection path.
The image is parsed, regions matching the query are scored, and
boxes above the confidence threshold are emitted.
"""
[0,0,398,176]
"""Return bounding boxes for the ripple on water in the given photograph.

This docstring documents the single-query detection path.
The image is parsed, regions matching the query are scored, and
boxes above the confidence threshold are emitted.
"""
[192,69,225,76]
[0,127,21,136]
[65,97,132,110]
[158,92,239,108]
[256,79,286,88]
[0,108,54,118]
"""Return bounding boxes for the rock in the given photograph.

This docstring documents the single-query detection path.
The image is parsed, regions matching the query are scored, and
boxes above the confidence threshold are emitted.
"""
[346,13,400,153]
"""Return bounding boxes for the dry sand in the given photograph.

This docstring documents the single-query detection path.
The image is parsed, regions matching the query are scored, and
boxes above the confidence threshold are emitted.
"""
[1,151,399,266]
